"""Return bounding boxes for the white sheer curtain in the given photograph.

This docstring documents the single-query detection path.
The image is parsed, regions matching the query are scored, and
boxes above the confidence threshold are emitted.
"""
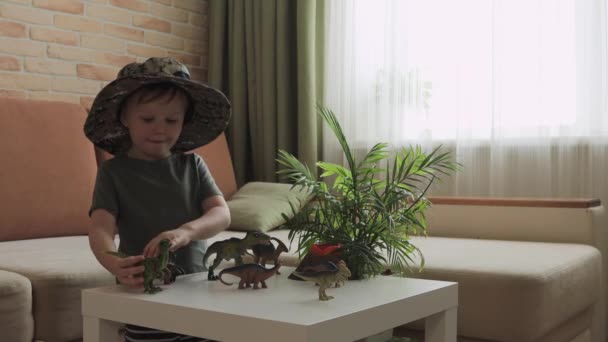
[323,0,608,200]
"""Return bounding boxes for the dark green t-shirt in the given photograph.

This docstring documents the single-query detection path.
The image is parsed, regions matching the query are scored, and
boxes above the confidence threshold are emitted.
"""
[89,152,222,273]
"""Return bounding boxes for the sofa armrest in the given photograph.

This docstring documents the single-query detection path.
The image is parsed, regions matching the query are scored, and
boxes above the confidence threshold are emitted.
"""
[425,196,607,342]
[425,196,604,245]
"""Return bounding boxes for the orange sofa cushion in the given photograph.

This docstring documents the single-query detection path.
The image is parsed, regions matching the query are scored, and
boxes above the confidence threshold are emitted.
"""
[191,134,238,200]
[0,98,97,241]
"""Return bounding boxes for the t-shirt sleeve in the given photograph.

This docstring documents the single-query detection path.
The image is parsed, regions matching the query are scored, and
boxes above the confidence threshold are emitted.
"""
[193,153,223,202]
[89,163,119,218]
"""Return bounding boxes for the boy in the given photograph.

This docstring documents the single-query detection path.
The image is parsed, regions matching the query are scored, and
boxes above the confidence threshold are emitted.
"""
[84,57,231,342]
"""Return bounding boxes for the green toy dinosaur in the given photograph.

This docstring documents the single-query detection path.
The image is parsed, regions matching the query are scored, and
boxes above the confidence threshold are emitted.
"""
[106,238,172,294]
[293,260,352,301]
[203,231,271,280]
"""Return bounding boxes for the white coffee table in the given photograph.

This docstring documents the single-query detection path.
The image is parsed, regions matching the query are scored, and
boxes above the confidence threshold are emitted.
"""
[82,267,457,342]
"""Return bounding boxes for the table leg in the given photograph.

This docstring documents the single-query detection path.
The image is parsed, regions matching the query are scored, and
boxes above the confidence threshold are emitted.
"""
[355,329,394,342]
[425,307,457,342]
[83,316,123,342]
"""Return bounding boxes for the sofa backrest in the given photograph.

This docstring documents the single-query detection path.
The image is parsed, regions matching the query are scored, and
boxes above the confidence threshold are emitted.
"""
[426,198,604,245]
[96,133,238,200]
[191,134,238,200]
[0,98,97,242]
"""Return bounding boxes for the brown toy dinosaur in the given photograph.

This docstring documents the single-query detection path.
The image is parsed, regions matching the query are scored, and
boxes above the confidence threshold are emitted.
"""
[218,263,281,289]
[251,237,288,274]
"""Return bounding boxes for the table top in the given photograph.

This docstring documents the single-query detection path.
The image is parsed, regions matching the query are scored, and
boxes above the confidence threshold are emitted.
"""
[82,266,457,342]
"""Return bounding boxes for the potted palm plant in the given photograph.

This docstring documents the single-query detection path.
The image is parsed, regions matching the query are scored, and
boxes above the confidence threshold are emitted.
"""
[277,105,460,280]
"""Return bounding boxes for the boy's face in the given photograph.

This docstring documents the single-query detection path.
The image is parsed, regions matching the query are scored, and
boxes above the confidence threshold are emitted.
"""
[120,90,188,160]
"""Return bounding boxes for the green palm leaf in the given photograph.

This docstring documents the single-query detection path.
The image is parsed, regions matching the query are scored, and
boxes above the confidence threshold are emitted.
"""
[277,104,460,279]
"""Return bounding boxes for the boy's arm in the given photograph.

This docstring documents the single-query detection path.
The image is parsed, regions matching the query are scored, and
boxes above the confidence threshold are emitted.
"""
[89,208,145,287]
[183,195,231,240]
[89,208,120,270]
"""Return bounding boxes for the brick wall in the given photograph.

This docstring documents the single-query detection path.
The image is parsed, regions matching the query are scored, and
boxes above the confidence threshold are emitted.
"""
[0,0,209,110]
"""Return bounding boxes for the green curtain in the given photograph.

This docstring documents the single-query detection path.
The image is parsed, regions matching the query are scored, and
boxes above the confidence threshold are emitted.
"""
[208,0,324,186]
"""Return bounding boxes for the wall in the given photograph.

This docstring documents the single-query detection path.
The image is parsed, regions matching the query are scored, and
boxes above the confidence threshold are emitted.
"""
[0,0,209,110]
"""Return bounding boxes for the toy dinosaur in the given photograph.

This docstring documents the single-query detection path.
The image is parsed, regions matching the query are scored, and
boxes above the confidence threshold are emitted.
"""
[218,263,281,289]
[106,238,173,294]
[251,237,288,274]
[288,243,343,281]
[292,260,352,301]
[203,231,271,280]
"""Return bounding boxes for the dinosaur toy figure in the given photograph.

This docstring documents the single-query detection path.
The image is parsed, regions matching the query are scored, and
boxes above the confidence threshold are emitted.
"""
[203,231,271,280]
[218,263,281,289]
[288,243,343,281]
[106,238,173,294]
[292,260,352,301]
[251,237,288,274]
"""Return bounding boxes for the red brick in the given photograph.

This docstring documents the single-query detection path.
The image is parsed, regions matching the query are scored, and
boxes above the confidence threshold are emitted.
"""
[33,0,84,14]
[184,39,205,55]
[95,52,136,68]
[0,56,20,70]
[0,20,26,38]
[54,15,102,33]
[173,23,206,40]
[52,77,100,94]
[81,34,124,52]
[133,15,171,33]
[0,72,51,90]
[104,23,144,42]
[48,44,96,62]
[0,3,53,25]
[174,0,205,14]
[145,31,183,50]
[127,44,166,58]
[77,64,117,81]
[30,27,78,46]
[0,89,26,99]
[25,57,76,75]
[86,3,131,25]
[0,38,45,57]
[4,0,31,5]
[189,13,206,27]
[150,2,188,22]
[110,0,148,13]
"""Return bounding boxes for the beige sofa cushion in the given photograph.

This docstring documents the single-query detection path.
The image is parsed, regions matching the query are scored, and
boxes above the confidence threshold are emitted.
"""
[0,236,115,342]
[407,237,602,342]
[0,270,34,342]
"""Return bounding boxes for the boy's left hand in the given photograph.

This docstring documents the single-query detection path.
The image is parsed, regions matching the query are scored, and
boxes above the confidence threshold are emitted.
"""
[143,228,192,258]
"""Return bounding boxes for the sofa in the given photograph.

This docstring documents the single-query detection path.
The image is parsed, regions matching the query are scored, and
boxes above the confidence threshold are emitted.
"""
[0,97,604,342]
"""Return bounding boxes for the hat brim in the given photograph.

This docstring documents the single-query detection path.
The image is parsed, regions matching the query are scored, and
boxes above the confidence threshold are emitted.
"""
[84,75,231,155]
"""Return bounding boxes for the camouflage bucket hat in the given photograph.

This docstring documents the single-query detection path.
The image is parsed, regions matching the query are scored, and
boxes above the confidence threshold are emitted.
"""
[84,57,231,155]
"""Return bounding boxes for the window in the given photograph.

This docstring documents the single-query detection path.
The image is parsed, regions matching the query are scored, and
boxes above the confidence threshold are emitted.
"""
[324,0,606,142]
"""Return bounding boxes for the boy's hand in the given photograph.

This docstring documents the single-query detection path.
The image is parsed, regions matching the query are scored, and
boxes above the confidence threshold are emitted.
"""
[143,228,192,258]
[107,255,145,288]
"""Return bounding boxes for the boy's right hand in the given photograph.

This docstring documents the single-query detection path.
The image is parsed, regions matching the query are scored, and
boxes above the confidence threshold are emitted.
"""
[107,255,146,288]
